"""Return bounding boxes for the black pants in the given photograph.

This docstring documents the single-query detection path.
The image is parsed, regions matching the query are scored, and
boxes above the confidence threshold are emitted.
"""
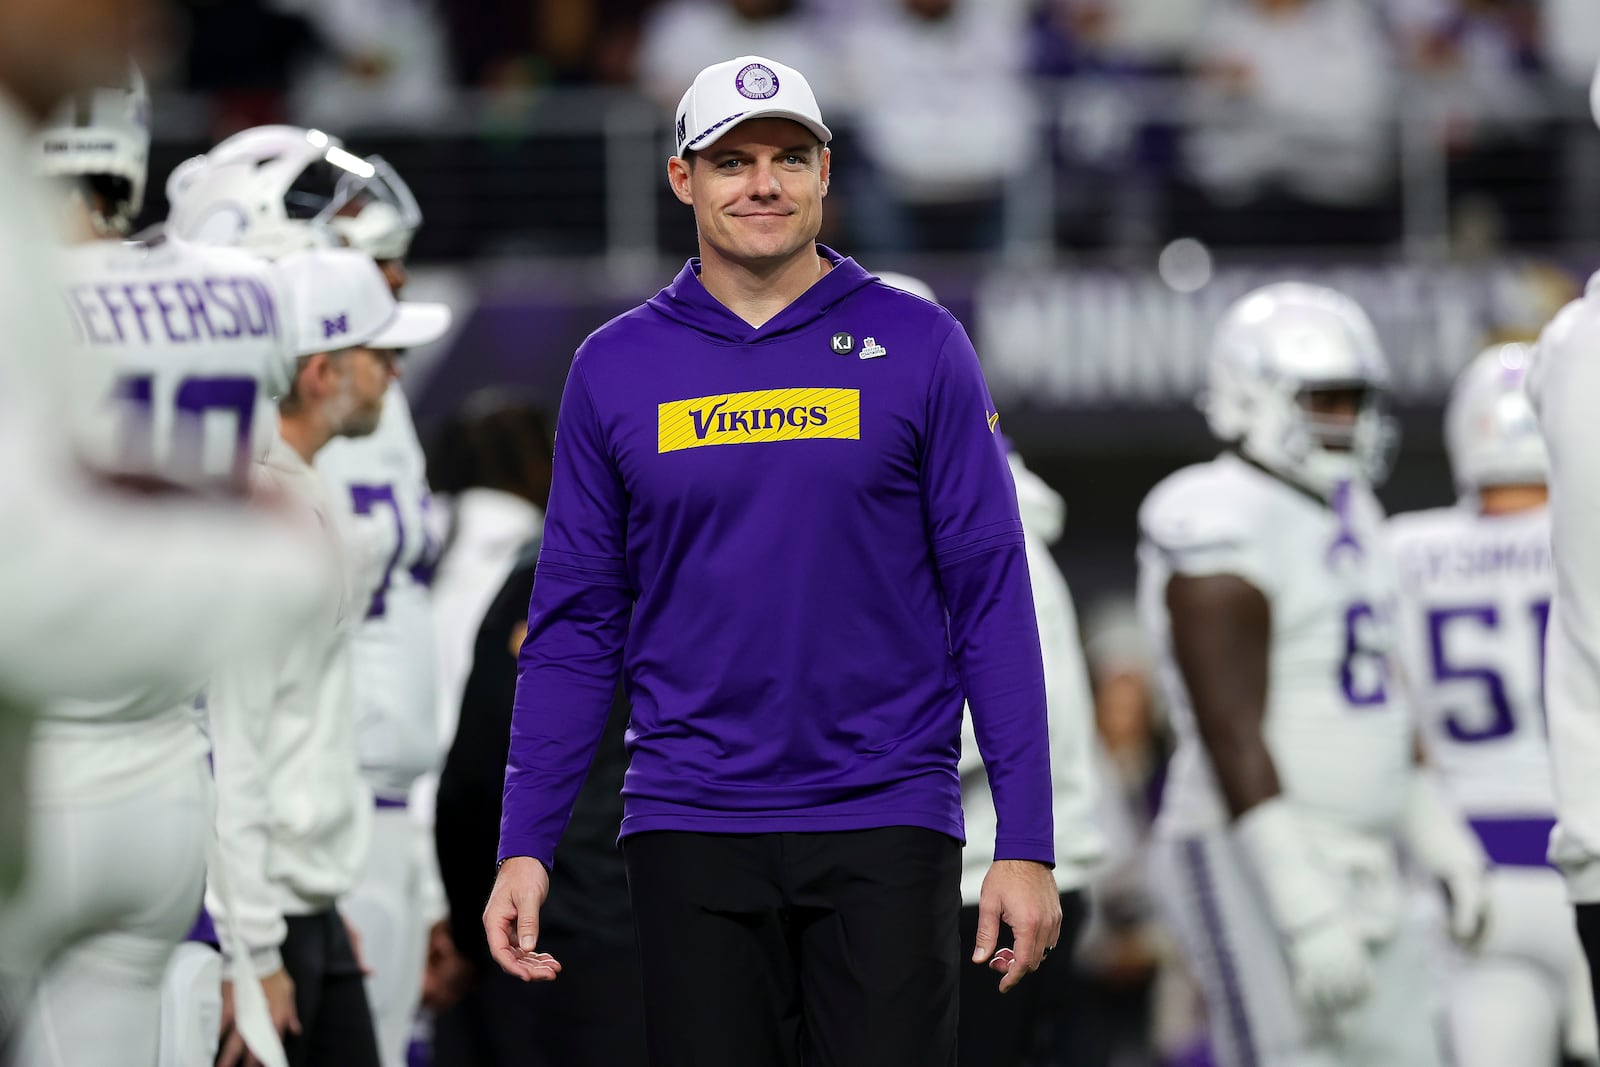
[432,929,647,1067]
[1577,903,1600,1040]
[622,827,962,1067]
[956,889,1087,1067]
[279,909,381,1067]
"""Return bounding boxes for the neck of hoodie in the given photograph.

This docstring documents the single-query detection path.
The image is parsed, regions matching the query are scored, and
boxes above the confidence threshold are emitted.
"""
[649,245,876,347]
[697,238,833,328]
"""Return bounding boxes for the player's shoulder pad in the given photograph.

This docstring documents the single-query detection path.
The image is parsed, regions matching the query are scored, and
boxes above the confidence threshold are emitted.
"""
[1139,458,1266,555]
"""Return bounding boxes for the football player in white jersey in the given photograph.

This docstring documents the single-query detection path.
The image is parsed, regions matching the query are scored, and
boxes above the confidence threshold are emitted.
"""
[1389,344,1597,1067]
[1529,203,1600,1030]
[0,71,339,1067]
[1137,282,1488,1067]
[167,128,446,1067]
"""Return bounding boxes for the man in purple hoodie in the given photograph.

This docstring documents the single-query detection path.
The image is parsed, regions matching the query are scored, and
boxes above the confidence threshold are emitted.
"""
[483,53,1061,1065]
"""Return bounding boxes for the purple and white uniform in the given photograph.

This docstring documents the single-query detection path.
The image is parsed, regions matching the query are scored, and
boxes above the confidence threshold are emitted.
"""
[43,237,301,781]
[1390,503,1595,1065]
[1390,505,1555,857]
[1138,454,1438,1067]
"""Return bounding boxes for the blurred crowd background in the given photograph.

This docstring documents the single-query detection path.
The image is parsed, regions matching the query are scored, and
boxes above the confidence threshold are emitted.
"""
[142,0,1600,260]
[119,2,1600,1063]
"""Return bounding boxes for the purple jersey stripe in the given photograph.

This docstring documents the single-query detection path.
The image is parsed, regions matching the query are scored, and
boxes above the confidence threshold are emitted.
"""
[186,906,218,946]
[1182,838,1260,1067]
[1470,815,1557,868]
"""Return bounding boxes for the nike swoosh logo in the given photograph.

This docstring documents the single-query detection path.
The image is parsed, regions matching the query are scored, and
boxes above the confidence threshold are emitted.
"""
[987,411,1000,433]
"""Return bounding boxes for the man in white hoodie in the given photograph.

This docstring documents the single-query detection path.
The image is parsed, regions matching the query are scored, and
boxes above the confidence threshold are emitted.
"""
[206,248,449,1067]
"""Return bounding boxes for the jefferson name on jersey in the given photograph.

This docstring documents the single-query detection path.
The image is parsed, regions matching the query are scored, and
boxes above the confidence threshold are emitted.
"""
[57,239,297,487]
[62,269,281,347]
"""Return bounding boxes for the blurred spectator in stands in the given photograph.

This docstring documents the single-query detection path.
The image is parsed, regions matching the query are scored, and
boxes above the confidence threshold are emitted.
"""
[1030,0,1176,251]
[1090,0,1211,69]
[1032,0,1211,77]
[1388,0,1558,246]
[173,0,325,135]
[280,0,452,128]
[841,0,1035,253]
[637,0,834,111]
[1181,0,1399,248]
[445,0,650,90]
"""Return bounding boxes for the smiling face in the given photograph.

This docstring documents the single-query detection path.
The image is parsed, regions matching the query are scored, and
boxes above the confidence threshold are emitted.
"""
[667,117,829,272]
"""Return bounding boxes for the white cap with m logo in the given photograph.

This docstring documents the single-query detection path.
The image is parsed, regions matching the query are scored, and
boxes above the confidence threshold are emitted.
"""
[277,248,451,357]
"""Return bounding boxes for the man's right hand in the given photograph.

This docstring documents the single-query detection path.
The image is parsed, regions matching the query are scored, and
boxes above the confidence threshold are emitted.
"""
[1286,917,1372,1019]
[218,968,300,1067]
[483,855,563,982]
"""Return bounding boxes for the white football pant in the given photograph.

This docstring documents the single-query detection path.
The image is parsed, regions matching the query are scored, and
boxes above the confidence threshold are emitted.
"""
[341,804,428,1067]
[1153,830,1443,1067]
[0,758,209,1067]
[1445,865,1597,1067]
[156,941,221,1067]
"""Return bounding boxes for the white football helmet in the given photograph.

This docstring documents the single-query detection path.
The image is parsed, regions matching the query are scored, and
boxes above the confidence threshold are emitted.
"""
[1444,343,1547,494]
[166,125,421,261]
[35,66,150,235]
[1205,282,1398,495]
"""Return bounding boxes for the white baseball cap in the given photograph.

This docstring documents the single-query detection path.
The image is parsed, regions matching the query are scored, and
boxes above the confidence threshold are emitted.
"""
[674,55,832,158]
[277,248,451,357]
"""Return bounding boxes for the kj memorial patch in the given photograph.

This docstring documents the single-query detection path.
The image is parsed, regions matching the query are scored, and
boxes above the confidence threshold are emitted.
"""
[658,387,860,453]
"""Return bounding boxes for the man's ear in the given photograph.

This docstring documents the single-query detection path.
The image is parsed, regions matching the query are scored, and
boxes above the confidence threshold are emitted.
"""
[667,156,695,207]
[819,146,830,198]
[299,351,335,398]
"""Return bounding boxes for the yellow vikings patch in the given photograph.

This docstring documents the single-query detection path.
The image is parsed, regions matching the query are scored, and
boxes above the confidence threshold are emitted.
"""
[658,387,861,453]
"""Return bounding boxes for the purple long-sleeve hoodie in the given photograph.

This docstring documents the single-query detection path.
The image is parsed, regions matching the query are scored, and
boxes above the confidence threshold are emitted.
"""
[499,247,1054,870]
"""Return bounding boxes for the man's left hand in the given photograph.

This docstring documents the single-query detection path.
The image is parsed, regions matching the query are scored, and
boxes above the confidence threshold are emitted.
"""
[972,859,1061,993]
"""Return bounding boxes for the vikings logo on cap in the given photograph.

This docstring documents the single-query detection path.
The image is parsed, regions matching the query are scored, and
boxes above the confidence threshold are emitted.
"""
[735,62,780,101]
